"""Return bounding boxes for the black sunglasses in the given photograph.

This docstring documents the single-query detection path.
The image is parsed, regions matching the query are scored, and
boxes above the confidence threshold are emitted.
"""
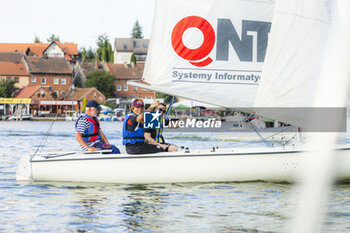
[156,108,166,113]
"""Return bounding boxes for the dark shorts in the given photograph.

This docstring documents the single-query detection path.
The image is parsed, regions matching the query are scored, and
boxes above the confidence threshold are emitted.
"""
[93,142,120,154]
[126,142,164,154]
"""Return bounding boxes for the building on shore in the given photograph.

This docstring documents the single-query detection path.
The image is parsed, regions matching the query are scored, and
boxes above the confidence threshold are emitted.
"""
[13,85,51,115]
[106,63,155,108]
[24,56,73,97]
[0,52,30,89]
[0,41,78,64]
[57,87,106,113]
[114,38,149,65]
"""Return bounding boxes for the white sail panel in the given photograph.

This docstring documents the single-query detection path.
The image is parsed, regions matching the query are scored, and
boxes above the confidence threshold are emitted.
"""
[254,0,350,129]
[143,0,274,108]
[255,0,335,108]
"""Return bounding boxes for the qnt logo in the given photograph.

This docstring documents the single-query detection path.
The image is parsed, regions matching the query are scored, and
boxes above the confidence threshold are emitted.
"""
[171,16,271,67]
[171,16,215,67]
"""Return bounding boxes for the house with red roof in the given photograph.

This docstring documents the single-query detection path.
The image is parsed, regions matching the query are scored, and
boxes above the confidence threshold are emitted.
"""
[106,63,155,100]
[0,41,78,63]
[0,52,30,89]
[13,85,51,115]
[57,87,106,112]
[25,56,73,97]
[15,85,80,116]
[0,44,77,115]
[15,85,51,100]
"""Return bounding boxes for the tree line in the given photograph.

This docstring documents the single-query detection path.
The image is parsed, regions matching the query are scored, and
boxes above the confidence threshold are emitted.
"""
[33,20,144,63]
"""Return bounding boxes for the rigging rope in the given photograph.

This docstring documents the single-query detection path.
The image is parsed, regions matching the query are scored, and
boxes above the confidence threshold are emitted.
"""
[155,97,175,143]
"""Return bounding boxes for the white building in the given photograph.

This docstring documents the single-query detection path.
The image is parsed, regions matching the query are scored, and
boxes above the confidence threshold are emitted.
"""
[114,38,149,64]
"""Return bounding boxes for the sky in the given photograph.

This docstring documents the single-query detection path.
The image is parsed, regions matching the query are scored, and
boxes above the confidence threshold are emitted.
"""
[1,0,155,50]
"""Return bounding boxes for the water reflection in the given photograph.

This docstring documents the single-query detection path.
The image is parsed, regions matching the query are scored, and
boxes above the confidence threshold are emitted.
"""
[121,184,169,232]
[66,187,110,232]
[63,184,172,232]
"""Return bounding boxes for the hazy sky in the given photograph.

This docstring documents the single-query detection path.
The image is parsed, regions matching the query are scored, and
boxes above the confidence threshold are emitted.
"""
[1,0,155,50]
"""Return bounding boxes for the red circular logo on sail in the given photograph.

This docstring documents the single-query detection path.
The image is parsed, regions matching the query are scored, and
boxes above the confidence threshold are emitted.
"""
[171,16,215,67]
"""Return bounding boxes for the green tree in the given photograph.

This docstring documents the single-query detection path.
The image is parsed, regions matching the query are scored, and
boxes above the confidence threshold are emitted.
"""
[101,47,107,61]
[95,34,113,62]
[156,93,173,104]
[73,75,83,88]
[81,48,87,61]
[82,98,87,112]
[131,20,143,39]
[86,47,96,61]
[107,43,113,62]
[96,34,109,61]
[34,36,41,43]
[130,53,136,65]
[110,51,114,63]
[85,70,115,98]
[47,34,60,42]
[0,79,16,98]
[97,34,109,48]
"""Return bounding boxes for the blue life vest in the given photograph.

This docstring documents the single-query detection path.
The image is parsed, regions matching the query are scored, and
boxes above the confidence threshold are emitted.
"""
[75,113,101,143]
[122,112,145,145]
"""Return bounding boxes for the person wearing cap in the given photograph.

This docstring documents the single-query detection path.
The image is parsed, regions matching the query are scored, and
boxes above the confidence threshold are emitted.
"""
[75,100,120,154]
[122,99,169,154]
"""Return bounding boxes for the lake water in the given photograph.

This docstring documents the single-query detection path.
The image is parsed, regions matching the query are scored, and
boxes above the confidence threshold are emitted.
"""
[1,121,350,232]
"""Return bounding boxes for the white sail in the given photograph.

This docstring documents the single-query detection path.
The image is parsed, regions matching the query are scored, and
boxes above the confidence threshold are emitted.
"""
[141,0,274,108]
[288,2,350,232]
[254,0,337,109]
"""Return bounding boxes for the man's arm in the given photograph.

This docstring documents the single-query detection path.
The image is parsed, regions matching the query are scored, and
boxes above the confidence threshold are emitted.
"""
[144,132,157,145]
[146,100,160,111]
[75,133,96,152]
[144,132,168,150]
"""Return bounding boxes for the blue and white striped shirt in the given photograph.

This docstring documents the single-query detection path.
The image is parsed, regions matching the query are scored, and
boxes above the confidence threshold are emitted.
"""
[75,114,100,149]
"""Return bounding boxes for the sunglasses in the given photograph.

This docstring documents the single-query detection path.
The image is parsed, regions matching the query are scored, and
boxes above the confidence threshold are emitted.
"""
[156,108,166,113]
[133,98,144,107]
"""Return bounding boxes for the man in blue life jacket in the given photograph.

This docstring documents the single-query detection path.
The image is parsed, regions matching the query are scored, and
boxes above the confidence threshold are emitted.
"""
[75,100,120,154]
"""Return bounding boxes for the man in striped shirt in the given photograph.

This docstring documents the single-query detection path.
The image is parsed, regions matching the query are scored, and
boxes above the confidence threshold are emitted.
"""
[75,100,120,154]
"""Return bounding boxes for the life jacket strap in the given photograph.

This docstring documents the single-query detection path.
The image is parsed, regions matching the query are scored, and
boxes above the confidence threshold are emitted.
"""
[82,132,99,137]
[123,136,145,140]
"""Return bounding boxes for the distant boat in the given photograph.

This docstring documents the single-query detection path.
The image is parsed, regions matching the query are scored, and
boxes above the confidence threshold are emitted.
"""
[64,110,78,121]
[8,115,32,121]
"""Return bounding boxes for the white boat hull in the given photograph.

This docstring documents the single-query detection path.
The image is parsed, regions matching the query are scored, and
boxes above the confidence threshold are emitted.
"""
[27,147,350,184]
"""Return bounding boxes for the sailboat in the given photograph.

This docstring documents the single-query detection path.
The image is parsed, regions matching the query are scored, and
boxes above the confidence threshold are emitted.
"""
[17,0,350,184]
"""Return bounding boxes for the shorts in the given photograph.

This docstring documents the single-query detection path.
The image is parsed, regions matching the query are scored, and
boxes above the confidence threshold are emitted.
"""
[92,141,120,154]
